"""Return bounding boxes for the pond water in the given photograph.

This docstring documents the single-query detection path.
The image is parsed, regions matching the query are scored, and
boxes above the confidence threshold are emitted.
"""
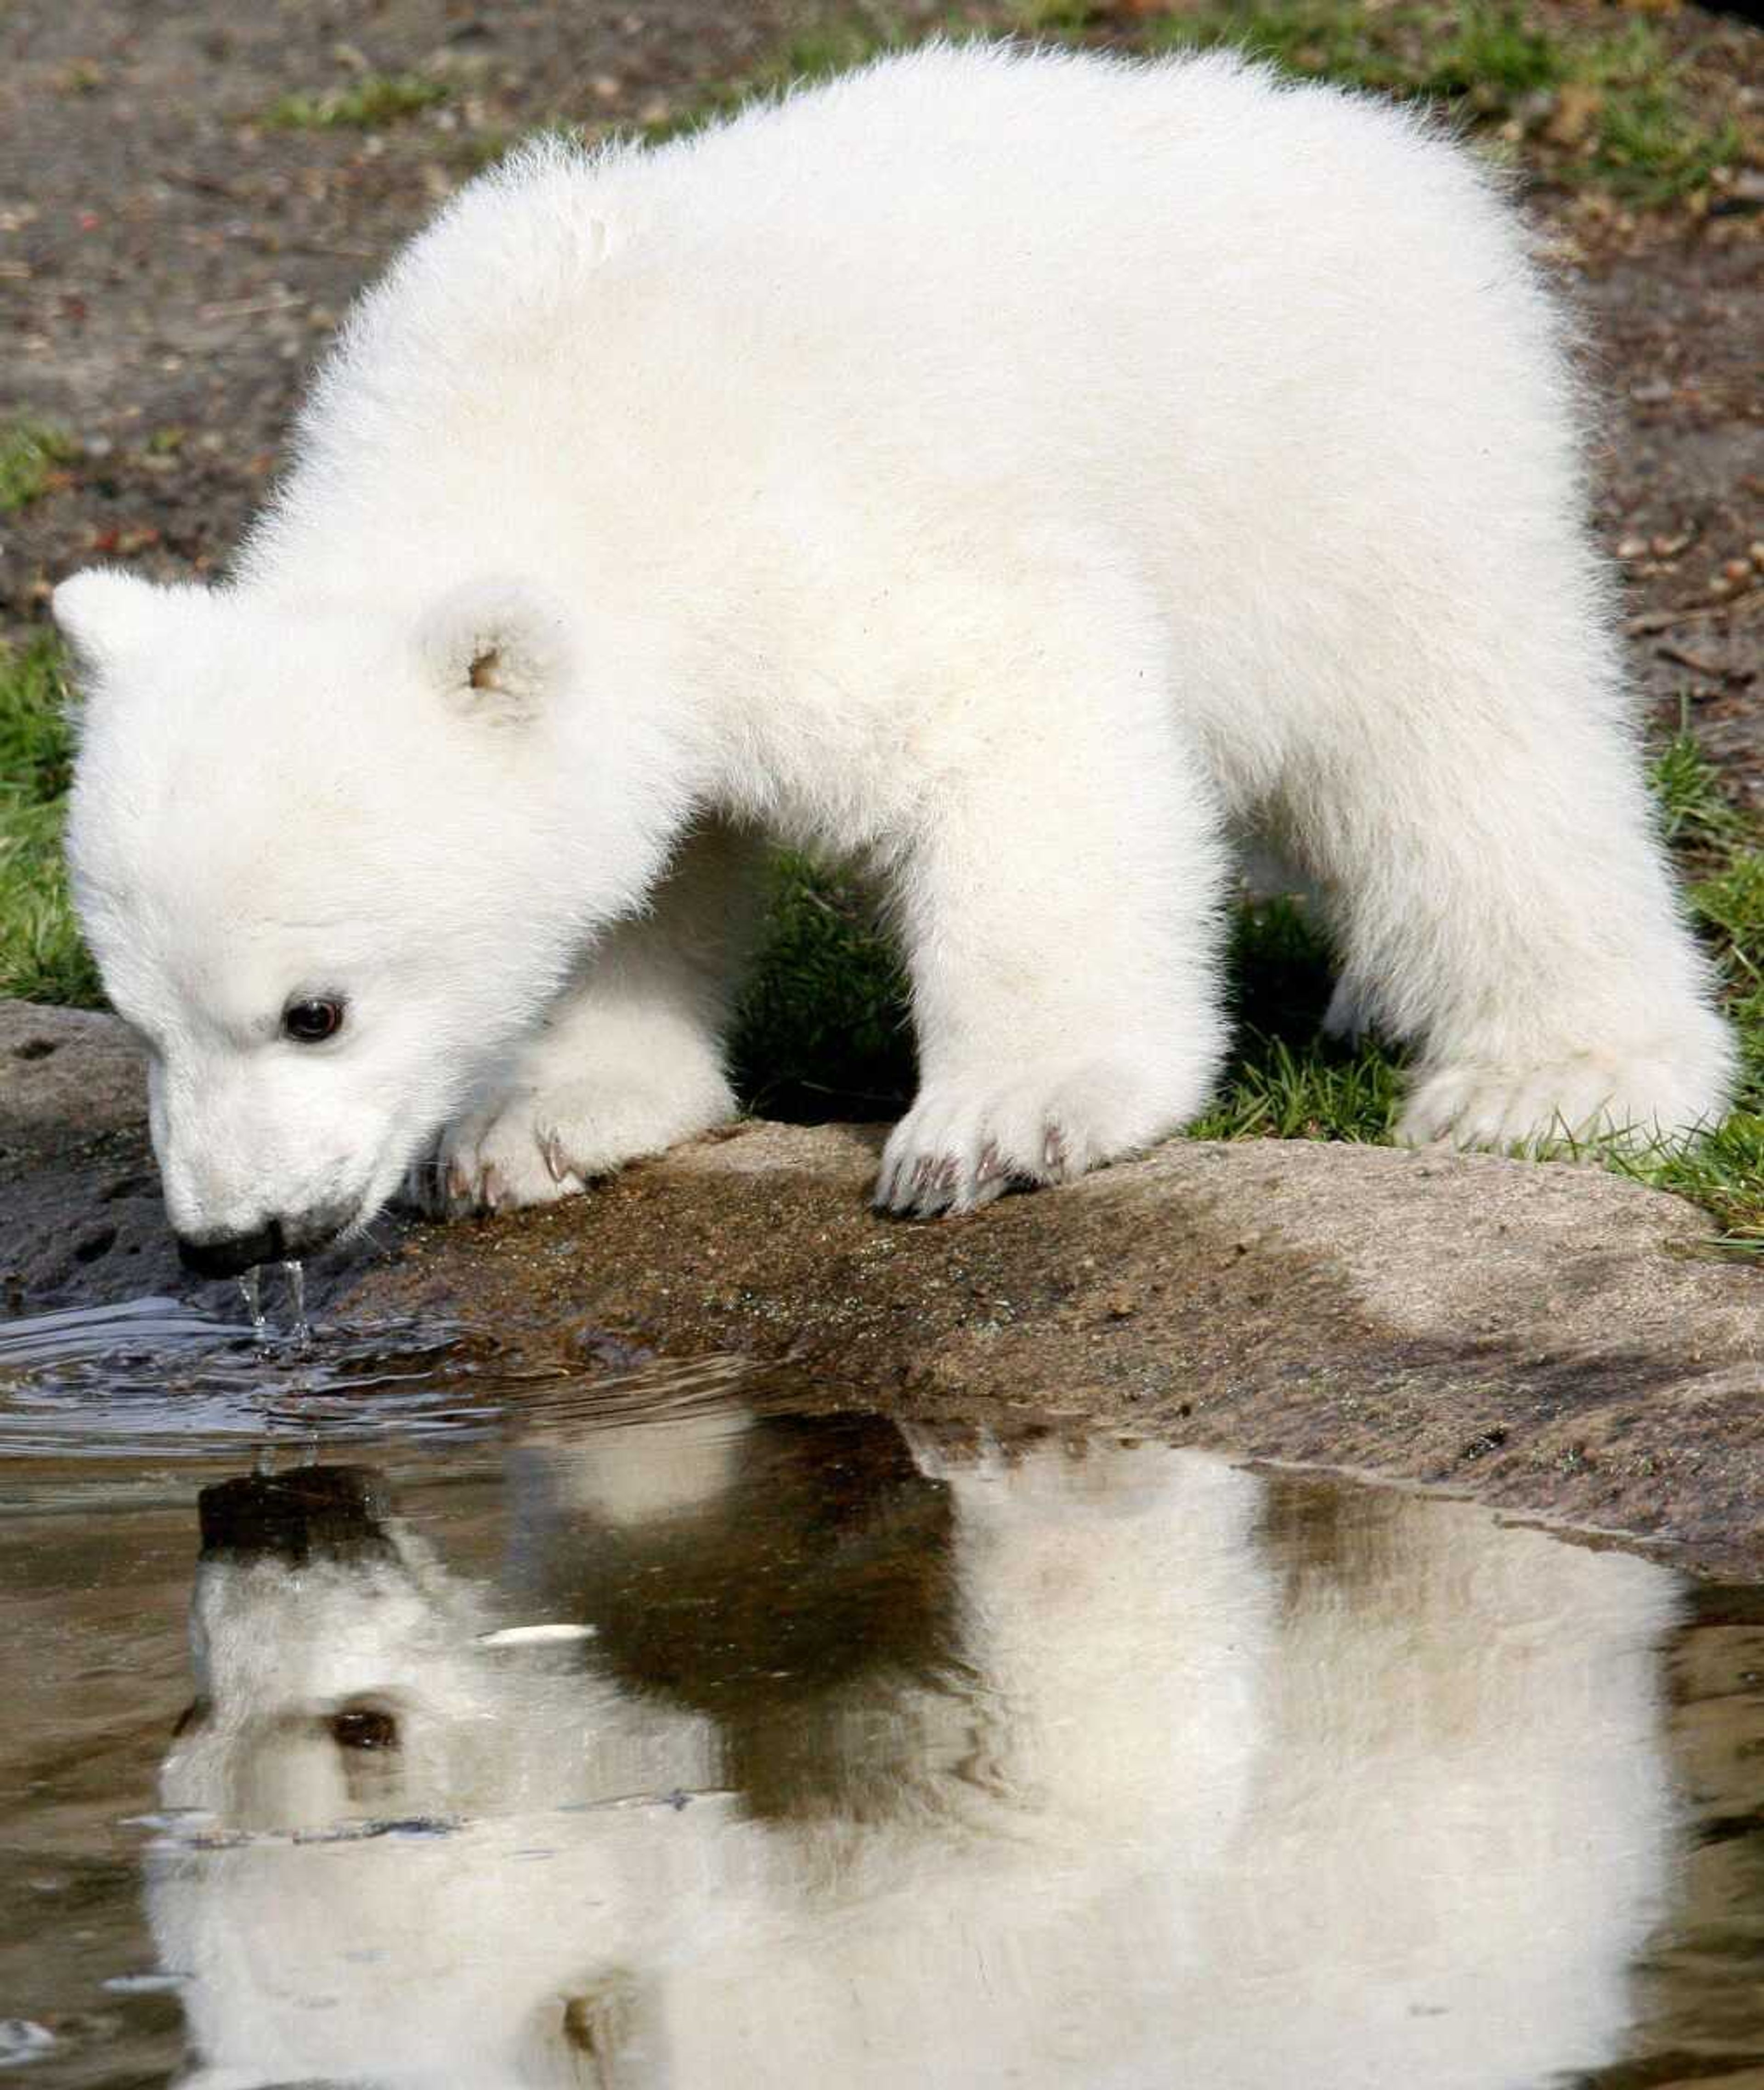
[0,1298,1758,2089]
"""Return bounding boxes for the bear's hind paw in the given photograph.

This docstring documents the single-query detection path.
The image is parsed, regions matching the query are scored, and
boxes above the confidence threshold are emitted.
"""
[1396,1044,1732,1157]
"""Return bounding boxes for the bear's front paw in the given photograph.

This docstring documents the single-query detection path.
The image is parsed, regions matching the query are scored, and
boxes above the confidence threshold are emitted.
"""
[1396,1038,1733,1156]
[874,1059,1193,1218]
[422,1070,738,1216]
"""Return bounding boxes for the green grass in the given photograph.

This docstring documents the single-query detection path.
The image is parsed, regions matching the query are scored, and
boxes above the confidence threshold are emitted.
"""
[1650,722,1752,854]
[0,634,101,1005]
[730,853,913,1118]
[1620,731,1764,1250]
[1187,898,1404,1144]
[1589,75,1742,209]
[1423,3,1565,101]
[1140,1,1740,203]
[0,419,76,516]
[1012,0,1111,31]
[265,73,450,131]
[1147,0,1422,97]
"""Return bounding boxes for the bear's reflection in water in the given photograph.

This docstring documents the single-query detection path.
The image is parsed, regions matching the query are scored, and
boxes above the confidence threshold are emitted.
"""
[151,1392,1681,2090]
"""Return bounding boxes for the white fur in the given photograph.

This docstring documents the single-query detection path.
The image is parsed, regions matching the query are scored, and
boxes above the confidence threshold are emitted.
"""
[149,1414,1679,2087]
[56,43,1733,1248]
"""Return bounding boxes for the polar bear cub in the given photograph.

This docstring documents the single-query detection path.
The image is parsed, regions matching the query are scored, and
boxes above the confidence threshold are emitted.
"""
[55,43,1732,1271]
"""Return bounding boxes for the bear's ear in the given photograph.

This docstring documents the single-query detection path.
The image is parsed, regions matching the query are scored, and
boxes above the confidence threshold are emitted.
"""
[418,580,569,727]
[51,568,184,676]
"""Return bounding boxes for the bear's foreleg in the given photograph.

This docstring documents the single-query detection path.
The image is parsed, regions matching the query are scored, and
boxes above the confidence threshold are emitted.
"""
[875,690,1229,1215]
[426,821,759,1212]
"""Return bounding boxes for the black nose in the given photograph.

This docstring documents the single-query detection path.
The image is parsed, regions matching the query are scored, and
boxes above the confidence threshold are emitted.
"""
[177,1219,286,1280]
[198,1466,395,1563]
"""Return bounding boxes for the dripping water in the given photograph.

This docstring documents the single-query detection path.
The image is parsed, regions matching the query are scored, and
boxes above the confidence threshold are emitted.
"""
[237,1263,308,1346]
[236,1268,266,1341]
[282,1260,310,1347]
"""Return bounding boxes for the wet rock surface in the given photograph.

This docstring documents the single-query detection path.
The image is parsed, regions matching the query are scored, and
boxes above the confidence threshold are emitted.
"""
[0,999,146,1144]
[0,1002,389,1318]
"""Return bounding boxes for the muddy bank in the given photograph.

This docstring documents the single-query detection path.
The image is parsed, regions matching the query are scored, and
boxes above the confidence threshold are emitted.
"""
[345,1120,1763,1581]
[3,1002,1758,1577]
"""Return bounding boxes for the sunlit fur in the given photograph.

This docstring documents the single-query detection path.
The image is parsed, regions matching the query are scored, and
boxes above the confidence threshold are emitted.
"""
[57,42,1733,1242]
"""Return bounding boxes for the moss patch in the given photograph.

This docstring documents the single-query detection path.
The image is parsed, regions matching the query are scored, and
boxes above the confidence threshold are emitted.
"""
[265,73,450,132]
[0,420,77,516]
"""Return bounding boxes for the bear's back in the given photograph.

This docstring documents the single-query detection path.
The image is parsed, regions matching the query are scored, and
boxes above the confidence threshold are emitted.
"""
[245,41,1574,661]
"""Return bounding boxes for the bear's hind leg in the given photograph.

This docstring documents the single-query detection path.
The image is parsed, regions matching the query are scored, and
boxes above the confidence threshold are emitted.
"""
[1300,661,1734,1155]
[429,821,758,1212]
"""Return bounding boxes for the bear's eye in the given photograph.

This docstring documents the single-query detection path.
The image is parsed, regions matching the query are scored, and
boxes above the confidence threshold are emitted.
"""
[330,1705,398,1751]
[283,997,346,1045]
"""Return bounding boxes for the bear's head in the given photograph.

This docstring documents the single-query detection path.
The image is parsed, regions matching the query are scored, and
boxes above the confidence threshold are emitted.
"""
[156,1461,690,2090]
[52,569,679,1274]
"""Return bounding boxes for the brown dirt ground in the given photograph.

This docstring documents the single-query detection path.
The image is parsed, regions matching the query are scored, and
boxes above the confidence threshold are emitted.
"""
[1,0,1760,799]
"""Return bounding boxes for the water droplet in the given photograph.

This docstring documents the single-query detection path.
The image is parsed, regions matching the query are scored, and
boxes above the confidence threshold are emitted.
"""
[237,1267,266,1339]
[282,1259,310,1346]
